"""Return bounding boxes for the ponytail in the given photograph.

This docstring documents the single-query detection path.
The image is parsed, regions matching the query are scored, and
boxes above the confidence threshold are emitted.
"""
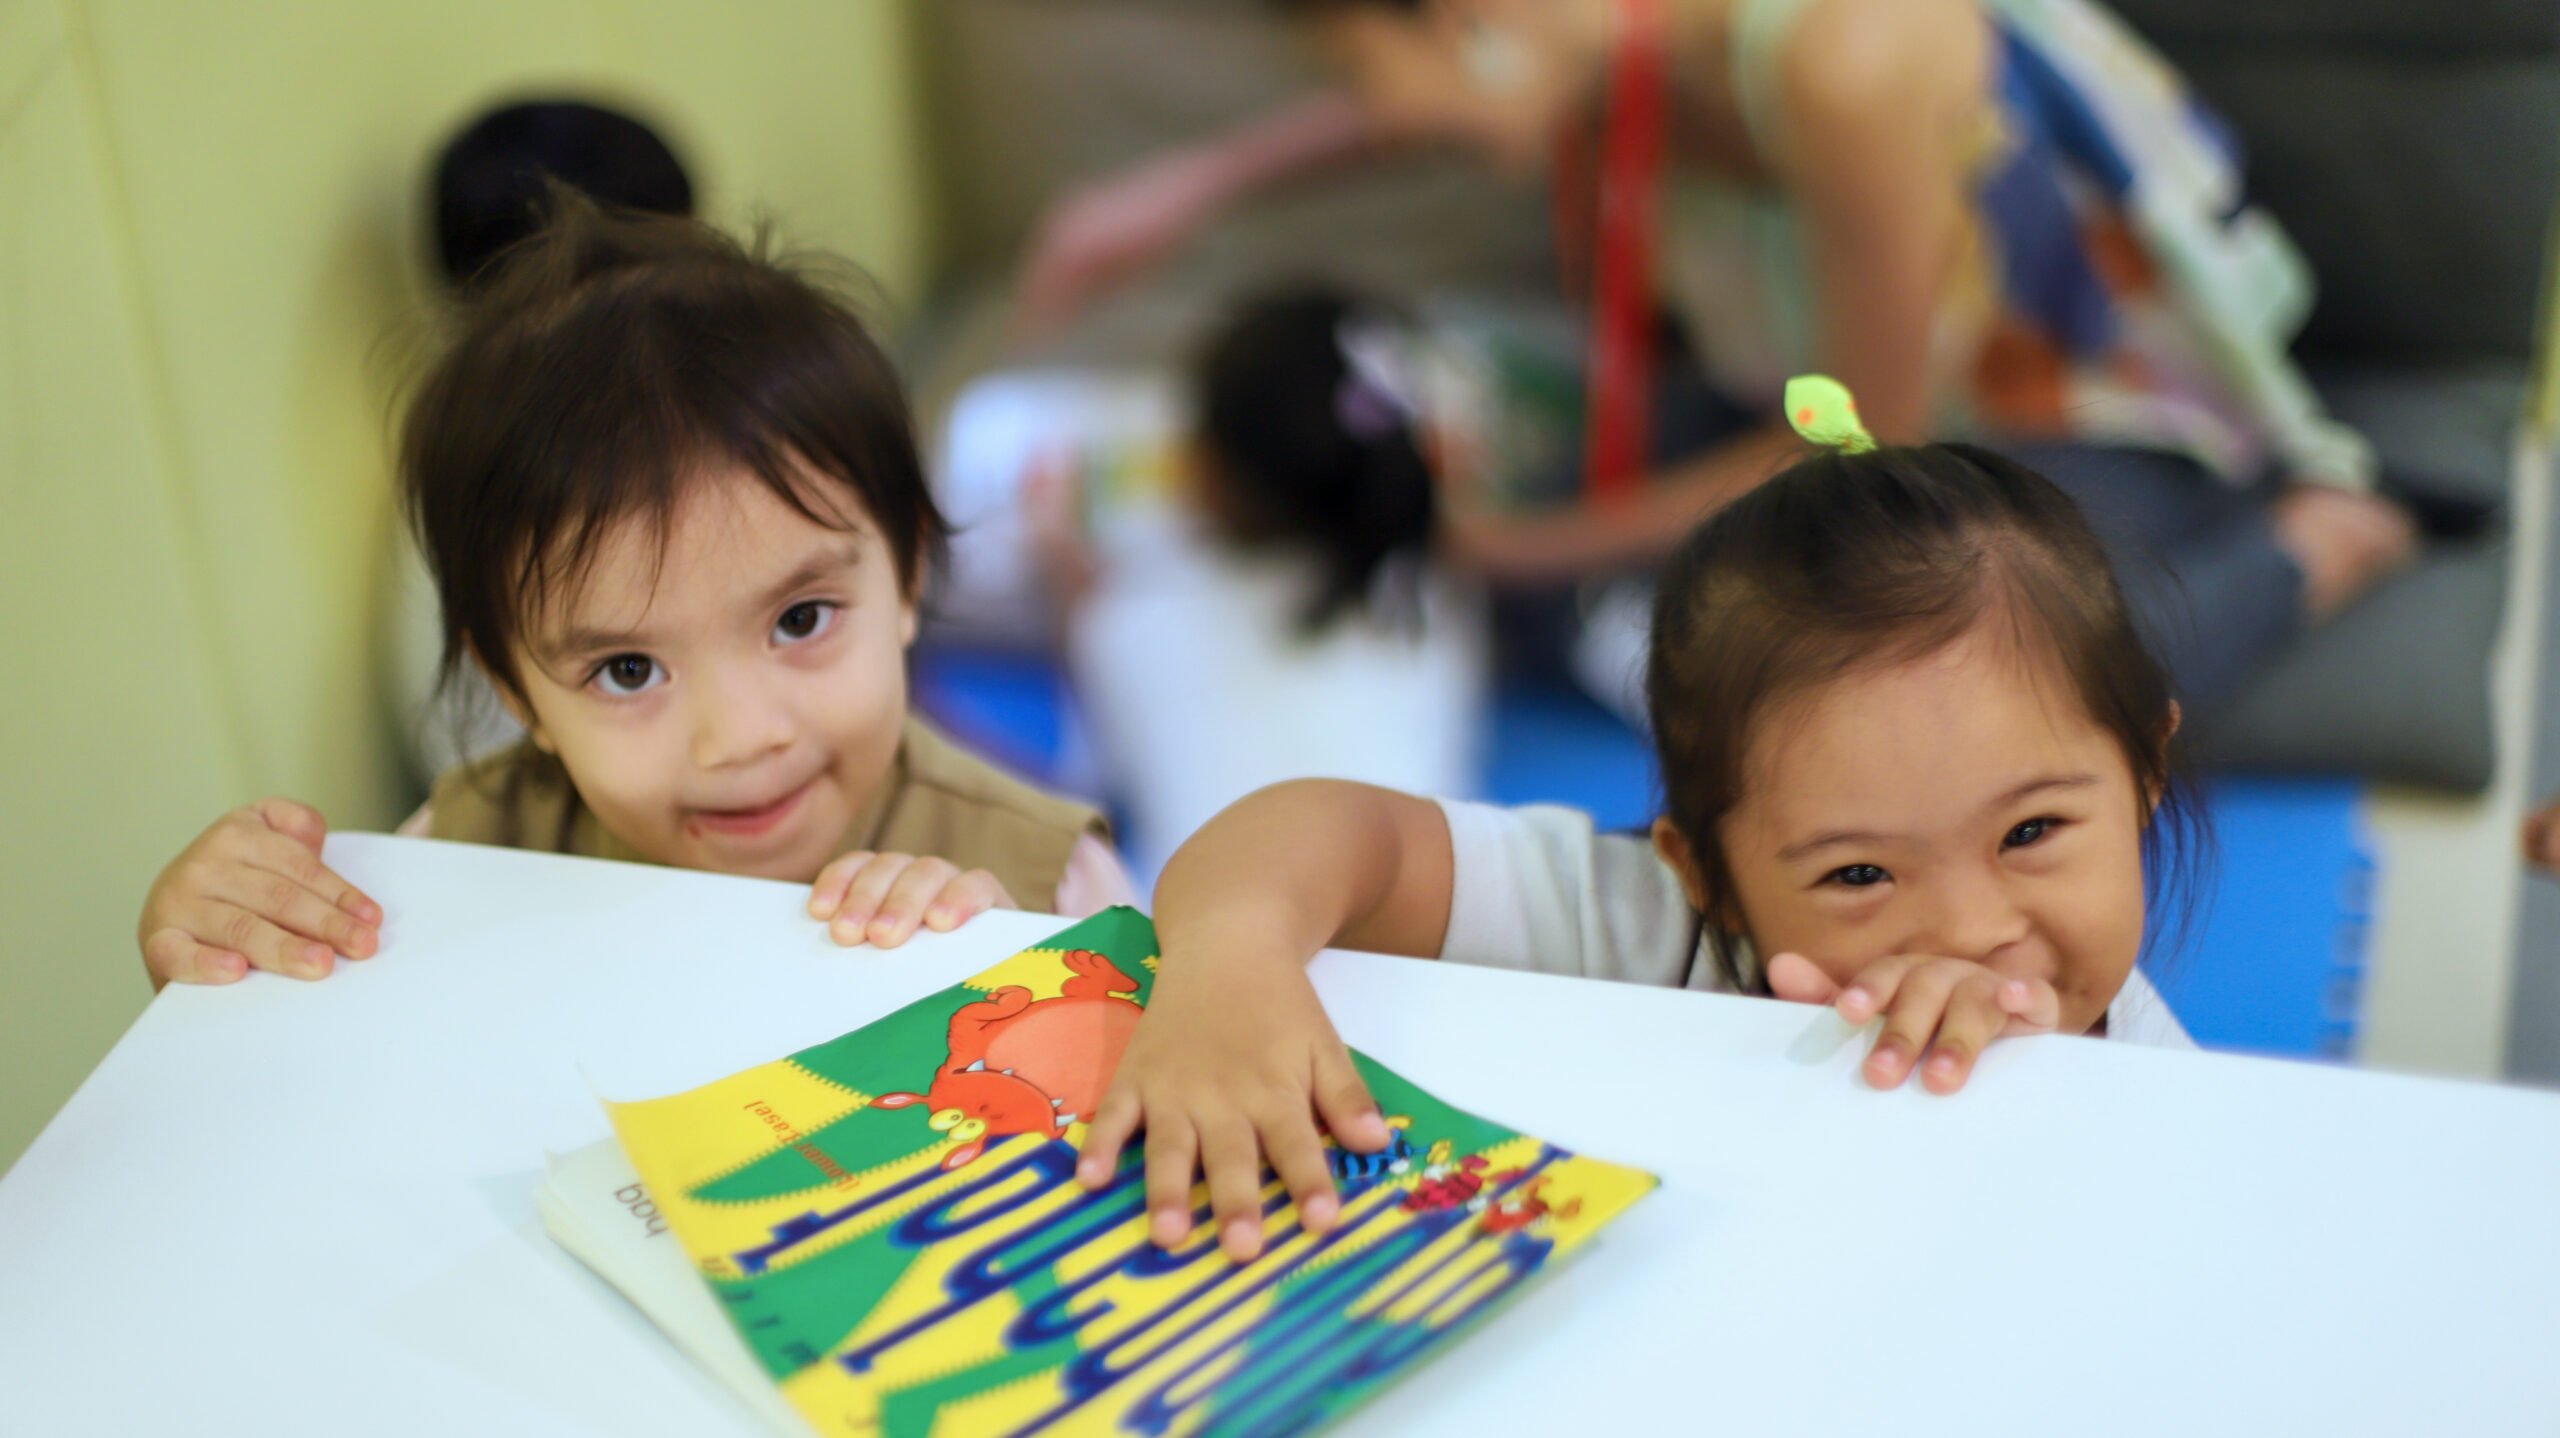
[1196,287,1439,634]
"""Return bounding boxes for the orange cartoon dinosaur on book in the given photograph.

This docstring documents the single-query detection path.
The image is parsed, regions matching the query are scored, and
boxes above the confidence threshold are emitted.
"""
[870,949,1144,1169]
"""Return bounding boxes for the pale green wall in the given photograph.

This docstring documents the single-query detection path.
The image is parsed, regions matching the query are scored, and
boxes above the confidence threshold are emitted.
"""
[0,0,931,1175]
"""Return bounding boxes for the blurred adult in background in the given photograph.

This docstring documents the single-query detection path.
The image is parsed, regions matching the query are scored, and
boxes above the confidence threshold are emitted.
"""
[386,99,696,782]
[1015,0,2419,721]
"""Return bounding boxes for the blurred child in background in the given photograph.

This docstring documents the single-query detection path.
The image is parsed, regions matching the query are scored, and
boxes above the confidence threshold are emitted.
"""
[944,286,1506,878]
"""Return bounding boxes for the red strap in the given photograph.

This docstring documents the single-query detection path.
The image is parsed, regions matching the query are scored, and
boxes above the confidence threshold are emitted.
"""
[1579,0,1670,505]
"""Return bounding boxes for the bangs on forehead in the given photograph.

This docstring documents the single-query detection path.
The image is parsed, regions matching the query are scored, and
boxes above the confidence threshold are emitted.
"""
[1738,570,2105,789]
[511,437,870,636]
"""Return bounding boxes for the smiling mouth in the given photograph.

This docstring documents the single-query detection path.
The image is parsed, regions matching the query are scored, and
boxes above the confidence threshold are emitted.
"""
[688,778,816,839]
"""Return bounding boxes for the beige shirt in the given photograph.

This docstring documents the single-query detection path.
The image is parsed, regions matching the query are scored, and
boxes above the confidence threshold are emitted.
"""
[403,713,1131,916]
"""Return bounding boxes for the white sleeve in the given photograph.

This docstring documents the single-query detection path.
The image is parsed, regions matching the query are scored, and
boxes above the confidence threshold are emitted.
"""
[2106,968,2199,1049]
[1432,798,1701,989]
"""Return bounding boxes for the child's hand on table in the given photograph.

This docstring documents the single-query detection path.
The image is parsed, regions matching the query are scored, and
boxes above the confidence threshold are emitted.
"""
[137,799,382,988]
[808,851,1010,949]
[1075,943,1391,1264]
[1768,951,2061,1094]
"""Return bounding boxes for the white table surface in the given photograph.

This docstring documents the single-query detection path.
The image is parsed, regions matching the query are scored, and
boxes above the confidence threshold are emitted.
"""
[5,834,2559,1436]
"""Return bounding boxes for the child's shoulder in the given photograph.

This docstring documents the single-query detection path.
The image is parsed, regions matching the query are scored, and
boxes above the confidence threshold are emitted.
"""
[422,741,615,855]
[892,714,1103,836]
[874,713,1111,908]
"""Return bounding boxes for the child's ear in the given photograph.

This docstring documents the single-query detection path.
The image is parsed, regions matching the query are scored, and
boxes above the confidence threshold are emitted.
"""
[2142,700,2184,819]
[474,643,553,754]
[900,547,927,648]
[1650,818,1713,915]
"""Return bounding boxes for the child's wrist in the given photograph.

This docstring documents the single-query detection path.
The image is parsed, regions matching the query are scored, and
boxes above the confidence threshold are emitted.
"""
[1155,895,1326,989]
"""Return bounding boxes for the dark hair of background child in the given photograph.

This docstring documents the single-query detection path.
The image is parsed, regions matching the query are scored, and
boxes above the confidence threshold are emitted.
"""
[401,191,946,707]
[431,99,696,288]
[1646,442,2209,991]
[1195,287,1439,634]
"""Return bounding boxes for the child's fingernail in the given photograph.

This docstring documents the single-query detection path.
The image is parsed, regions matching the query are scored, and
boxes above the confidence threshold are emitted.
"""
[1078,1157,1106,1185]
[1150,1210,1187,1248]
[1303,1192,1339,1230]
[1357,1111,1389,1142]
[1223,1217,1261,1257]
[1928,1053,1958,1078]
[927,907,952,928]
[1841,987,1872,1015]
[2004,980,2029,1003]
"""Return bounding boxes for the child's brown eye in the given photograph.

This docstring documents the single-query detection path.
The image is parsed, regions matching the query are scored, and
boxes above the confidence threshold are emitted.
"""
[2005,818,2053,848]
[1829,864,1888,888]
[775,600,835,642]
[594,653,663,695]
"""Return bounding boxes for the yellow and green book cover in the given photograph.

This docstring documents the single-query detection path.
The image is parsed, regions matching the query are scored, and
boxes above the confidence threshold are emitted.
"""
[603,907,1655,1437]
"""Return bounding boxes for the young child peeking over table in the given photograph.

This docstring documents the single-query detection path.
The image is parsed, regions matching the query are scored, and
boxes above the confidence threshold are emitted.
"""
[1079,380,2203,1260]
[137,196,1135,988]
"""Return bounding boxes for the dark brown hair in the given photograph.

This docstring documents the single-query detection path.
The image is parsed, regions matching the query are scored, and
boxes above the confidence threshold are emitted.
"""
[1195,285,1437,633]
[1646,442,2204,991]
[401,192,944,708]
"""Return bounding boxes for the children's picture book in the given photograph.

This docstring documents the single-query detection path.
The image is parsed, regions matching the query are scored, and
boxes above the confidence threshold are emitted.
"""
[559,907,1655,1437]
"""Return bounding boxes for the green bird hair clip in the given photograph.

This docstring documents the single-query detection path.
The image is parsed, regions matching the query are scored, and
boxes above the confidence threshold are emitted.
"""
[1784,374,1877,454]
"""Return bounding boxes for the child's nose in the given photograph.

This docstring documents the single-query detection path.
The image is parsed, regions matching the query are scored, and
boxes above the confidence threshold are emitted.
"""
[689,671,795,770]
[1915,867,2033,964]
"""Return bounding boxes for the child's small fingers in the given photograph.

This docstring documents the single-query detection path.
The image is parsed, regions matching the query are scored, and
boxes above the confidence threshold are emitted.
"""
[254,796,330,853]
[243,823,378,928]
[219,865,376,960]
[1196,1116,1271,1262]
[1764,951,1841,1006]
[1143,1119,1201,1249]
[141,929,247,986]
[808,852,871,919]
[923,870,1011,932]
[1310,1046,1387,1153]
[1865,960,1966,1089]
[1262,1109,1341,1236]
[1995,975,2063,1034]
[200,901,336,981]
[868,859,963,949]
[1919,972,2012,1095]
[828,856,908,946]
[1077,1089,1141,1189]
[1837,951,1925,1028]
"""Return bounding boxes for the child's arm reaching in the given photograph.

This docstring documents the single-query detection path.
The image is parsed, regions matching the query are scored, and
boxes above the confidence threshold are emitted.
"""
[137,799,383,990]
[1076,780,1458,1262]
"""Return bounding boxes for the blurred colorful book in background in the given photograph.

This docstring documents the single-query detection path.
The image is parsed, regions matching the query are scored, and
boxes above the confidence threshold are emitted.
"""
[584,907,1655,1437]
